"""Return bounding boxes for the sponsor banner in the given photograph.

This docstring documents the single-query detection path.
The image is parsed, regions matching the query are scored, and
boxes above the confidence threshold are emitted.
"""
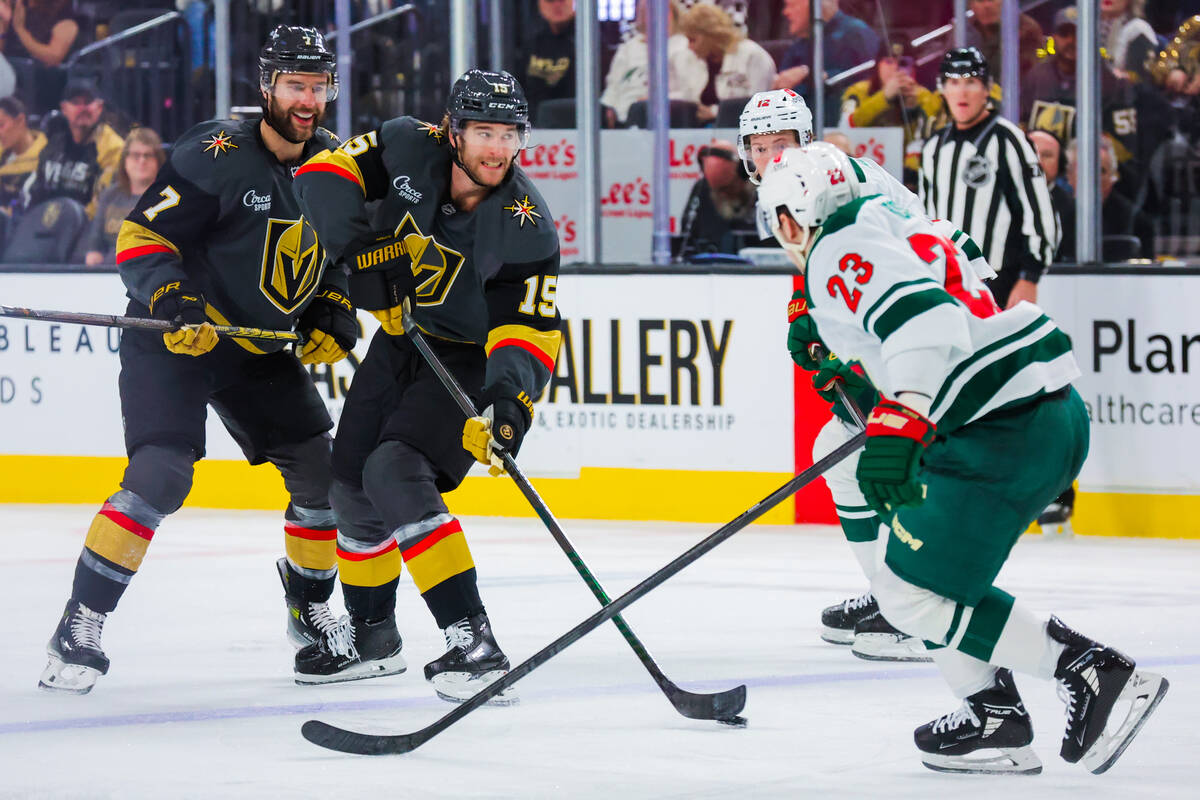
[0,273,795,479]
[524,127,903,264]
[1039,274,1200,493]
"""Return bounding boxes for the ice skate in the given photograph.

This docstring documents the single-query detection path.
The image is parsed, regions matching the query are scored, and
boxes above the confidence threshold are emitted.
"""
[1049,616,1169,774]
[276,557,339,649]
[915,668,1042,775]
[424,612,517,706]
[1037,502,1074,537]
[820,591,877,644]
[39,600,110,695]
[850,610,932,662]
[294,614,406,685]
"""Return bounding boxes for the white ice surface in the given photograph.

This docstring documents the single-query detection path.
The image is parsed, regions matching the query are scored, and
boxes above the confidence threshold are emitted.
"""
[0,505,1195,798]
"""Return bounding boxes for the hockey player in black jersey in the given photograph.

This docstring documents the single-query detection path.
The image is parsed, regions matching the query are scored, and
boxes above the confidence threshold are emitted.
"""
[292,69,562,704]
[39,27,357,695]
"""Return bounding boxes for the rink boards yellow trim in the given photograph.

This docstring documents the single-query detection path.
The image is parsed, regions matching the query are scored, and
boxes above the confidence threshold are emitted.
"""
[3,455,1200,536]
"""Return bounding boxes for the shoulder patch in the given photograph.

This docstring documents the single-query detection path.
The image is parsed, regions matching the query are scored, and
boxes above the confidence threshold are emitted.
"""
[415,120,446,141]
[201,130,239,159]
[503,194,543,228]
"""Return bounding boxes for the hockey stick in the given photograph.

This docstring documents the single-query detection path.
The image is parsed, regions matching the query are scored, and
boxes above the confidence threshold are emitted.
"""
[301,427,867,754]
[399,309,746,723]
[808,343,868,429]
[0,304,305,344]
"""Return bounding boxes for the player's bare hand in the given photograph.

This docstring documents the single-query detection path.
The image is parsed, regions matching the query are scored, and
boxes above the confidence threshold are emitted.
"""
[1005,279,1037,309]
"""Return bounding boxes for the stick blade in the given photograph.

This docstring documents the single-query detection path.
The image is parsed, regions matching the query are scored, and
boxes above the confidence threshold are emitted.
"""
[301,719,424,755]
[667,682,747,721]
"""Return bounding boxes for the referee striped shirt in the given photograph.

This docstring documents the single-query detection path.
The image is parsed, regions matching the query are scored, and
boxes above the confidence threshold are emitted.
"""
[919,111,1059,282]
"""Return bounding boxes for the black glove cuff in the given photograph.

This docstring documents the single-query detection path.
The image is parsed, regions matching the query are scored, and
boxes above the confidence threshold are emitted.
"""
[347,269,411,312]
[149,280,206,325]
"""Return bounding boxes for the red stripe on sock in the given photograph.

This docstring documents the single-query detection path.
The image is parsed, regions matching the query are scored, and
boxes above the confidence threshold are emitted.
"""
[336,538,398,562]
[99,502,155,541]
[284,522,337,541]
[400,519,463,561]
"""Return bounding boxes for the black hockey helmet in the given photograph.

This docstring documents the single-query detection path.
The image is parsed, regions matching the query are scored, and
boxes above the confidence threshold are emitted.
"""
[447,69,530,147]
[938,46,990,87]
[259,25,338,101]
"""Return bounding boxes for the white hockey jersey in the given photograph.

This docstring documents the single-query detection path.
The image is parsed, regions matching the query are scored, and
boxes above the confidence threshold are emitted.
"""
[803,195,1079,433]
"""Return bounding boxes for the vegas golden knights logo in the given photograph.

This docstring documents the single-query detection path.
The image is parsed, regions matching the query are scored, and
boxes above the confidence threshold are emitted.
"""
[1028,100,1075,142]
[392,211,464,307]
[260,217,324,313]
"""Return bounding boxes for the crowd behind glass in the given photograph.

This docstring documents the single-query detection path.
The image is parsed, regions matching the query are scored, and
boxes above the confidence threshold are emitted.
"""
[1,0,1198,266]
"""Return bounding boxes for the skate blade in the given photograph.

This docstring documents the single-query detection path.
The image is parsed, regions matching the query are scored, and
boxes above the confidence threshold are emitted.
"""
[294,654,407,686]
[431,669,519,706]
[38,657,101,695]
[851,635,933,663]
[921,746,1043,776]
[820,625,855,645]
[1082,671,1169,775]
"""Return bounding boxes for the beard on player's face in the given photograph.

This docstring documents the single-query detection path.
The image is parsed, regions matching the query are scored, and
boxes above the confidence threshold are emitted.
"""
[263,93,325,144]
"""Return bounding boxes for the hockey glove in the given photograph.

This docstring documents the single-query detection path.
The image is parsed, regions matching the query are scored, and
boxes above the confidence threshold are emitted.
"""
[463,385,535,476]
[810,354,878,426]
[856,398,936,517]
[149,280,217,356]
[344,232,418,337]
[297,286,358,365]
[786,290,822,370]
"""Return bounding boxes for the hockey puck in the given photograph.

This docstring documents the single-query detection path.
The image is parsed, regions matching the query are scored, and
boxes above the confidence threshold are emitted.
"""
[716,715,748,728]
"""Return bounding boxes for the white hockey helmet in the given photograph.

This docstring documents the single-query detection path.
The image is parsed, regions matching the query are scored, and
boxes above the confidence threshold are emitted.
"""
[756,145,857,266]
[737,89,815,185]
[754,141,858,239]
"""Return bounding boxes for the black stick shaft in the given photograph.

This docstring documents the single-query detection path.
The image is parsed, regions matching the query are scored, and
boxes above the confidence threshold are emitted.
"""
[308,427,866,753]
[0,305,304,344]
[401,310,745,720]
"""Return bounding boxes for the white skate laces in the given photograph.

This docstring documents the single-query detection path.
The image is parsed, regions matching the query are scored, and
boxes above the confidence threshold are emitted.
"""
[70,604,106,650]
[305,601,341,638]
[931,701,981,735]
[444,618,474,651]
[324,616,359,659]
[843,593,873,613]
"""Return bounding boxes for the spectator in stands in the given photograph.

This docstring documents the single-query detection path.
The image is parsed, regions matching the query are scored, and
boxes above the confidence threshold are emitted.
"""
[24,78,123,217]
[677,139,757,257]
[82,127,164,266]
[822,130,852,153]
[600,0,687,127]
[1152,13,1200,96]
[840,40,942,184]
[0,95,44,214]
[1022,5,1167,197]
[1030,130,1073,260]
[1101,0,1159,84]
[672,2,775,123]
[0,0,82,114]
[965,0,1044,80]
[1059,135,1156,261]
[516,0,576,127]
[774,0,880,127]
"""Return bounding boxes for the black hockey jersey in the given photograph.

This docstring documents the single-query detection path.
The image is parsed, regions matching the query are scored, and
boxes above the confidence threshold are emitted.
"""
[116,118,343,353]
[293,116,562,401]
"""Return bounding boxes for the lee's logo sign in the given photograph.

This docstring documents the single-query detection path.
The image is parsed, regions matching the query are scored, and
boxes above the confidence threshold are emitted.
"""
[520,139,576,168]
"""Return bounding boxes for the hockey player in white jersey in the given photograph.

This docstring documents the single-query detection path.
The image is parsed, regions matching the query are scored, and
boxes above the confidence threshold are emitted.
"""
[756,146,1168,775]
[740,89,989,660]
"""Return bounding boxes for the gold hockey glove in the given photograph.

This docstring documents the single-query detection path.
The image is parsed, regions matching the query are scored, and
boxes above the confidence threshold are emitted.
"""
[463,386,535,476]
[298,286,358,364]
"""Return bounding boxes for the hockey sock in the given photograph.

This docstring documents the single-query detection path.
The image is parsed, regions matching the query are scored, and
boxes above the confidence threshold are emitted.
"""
[397,513,483,629]
[337,532,401,621]
[72,490,165,613]
[931,648,1000,698]
[283,503,338,602]
[845,534,881,580]
[988,601,1065,680]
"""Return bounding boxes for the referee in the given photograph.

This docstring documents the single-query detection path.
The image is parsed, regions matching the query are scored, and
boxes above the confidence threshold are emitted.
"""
[919,47,1059,308]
